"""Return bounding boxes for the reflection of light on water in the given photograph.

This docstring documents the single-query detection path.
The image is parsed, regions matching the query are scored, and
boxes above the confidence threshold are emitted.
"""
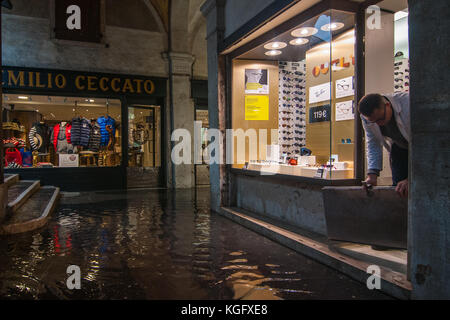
[221,265,258,270]
[84,254,100,282]
[227,259,248,263]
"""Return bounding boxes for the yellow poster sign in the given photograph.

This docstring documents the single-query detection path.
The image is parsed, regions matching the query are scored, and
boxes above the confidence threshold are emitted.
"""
[245,95,269,120]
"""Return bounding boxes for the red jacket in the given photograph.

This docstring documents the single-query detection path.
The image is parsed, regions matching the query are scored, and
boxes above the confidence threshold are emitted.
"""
[52,123,72,150]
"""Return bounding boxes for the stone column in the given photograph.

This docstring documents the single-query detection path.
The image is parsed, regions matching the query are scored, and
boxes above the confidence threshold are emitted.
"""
[408,0,450,299]
[201,0,225,212]
[0,6,6,222]
[164,52,196,188]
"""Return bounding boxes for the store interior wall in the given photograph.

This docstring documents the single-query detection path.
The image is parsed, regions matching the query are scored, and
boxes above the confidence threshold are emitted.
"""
[364,10,395,185]
[232,60,279,168]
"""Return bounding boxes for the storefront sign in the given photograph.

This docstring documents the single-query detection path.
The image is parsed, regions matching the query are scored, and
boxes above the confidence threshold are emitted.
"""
[245,95,269,120]
[2,67,166,97]
[312,55,355,77]
[309,105,331,123]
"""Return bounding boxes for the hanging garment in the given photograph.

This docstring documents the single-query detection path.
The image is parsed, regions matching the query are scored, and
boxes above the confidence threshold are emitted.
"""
[71,117,91,147]
[52,123,74,153]
[88,122,102,152]
[29,122,50,153]
[97,116,116,146]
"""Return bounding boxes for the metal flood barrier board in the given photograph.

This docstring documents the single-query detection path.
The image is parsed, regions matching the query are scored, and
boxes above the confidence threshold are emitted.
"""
[322,186,408,249]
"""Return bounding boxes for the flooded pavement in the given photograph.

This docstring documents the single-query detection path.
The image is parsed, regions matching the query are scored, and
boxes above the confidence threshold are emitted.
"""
[0,188,390,300]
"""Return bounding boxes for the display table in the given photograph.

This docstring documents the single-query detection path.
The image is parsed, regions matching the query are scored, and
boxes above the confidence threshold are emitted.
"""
[247,163,353,179]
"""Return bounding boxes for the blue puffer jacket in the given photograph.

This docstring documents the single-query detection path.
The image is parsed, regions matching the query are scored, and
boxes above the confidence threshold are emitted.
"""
[97,116,116,146]
[71,117,91,147]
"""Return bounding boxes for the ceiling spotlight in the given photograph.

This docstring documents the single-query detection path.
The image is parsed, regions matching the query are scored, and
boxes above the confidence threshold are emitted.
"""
[291,27,318,37]
[289,38,309,46]
[265,50,282,56]
[321,22,344,31]
[264,42,287,50]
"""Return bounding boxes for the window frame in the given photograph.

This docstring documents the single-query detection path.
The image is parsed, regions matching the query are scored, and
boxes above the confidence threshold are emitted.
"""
[223,1,364,185]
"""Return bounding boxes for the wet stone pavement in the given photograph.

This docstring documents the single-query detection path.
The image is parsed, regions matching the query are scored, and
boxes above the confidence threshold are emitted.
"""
[0,188,390,300]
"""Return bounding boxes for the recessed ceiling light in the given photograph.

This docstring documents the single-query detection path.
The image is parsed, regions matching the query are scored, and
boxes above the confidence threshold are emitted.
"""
[18,96,29,100]
[291,27,318,37]
[265,50,282,56]
[264,41,287,50]
[289,38,309,46]
[321,22,344,31]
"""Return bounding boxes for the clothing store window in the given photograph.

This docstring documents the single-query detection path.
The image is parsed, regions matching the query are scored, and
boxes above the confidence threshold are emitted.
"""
[2,94,121,168]
[231,9,356,180]
[128,106,161,168]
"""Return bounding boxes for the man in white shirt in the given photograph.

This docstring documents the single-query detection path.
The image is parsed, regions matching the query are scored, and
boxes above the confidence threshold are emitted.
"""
[358,92,410,198]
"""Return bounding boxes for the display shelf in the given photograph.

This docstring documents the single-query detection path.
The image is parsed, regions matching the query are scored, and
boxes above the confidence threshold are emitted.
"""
[247,163,354,180]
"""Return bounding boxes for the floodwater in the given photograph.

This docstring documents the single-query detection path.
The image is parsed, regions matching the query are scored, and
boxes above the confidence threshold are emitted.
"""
[0,188,390,300]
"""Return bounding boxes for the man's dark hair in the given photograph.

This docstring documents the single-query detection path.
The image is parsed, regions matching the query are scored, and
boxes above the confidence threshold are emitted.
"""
[358,94,384,117]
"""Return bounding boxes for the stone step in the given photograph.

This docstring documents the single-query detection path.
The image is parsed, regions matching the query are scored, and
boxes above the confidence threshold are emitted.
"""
[1,186,60,234]
[7,180,41,215]
[329,241,408,274]
[4,174,20,187]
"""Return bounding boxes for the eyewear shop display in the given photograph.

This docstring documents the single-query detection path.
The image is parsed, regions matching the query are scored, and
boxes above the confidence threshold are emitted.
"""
[232,9,356,180]
[2,95,121,168]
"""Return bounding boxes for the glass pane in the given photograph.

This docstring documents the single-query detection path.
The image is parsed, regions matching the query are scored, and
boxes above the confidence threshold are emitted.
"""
[330,9,356,180]
[2,94,121,168]
[230,8,355,179]
[128,106,160,167]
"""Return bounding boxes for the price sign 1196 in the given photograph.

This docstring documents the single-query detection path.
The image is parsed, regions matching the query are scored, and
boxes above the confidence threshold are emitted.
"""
[309,104,331,123]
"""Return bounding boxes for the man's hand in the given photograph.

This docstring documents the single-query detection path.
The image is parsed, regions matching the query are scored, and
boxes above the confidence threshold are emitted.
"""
[396,179,408,198]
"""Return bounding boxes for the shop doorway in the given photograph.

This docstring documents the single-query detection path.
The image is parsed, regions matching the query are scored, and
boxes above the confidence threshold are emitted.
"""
[194,108,210,186]
[126,105,163,188]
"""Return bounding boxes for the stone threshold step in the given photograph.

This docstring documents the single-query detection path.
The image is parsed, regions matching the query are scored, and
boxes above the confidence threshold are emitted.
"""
[1,186,60,235]
[219,206,412,300]
[7,180,41,214]
[4,174,19,187]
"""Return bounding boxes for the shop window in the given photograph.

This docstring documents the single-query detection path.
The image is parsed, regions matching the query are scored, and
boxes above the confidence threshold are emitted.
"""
[128,106,161,168]
[231,10,356,180]
[2,94,121,168]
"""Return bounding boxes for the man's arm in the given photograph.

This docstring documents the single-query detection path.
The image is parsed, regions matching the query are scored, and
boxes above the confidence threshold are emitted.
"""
[361,116,383,184]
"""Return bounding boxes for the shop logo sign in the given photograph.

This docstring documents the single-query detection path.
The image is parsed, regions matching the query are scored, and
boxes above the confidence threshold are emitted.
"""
[366,5,381,30]
[66,5,81,30]
[312,56,355,77]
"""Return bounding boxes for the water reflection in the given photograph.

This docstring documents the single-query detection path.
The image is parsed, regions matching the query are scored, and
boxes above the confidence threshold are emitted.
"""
[0,188,389,300]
